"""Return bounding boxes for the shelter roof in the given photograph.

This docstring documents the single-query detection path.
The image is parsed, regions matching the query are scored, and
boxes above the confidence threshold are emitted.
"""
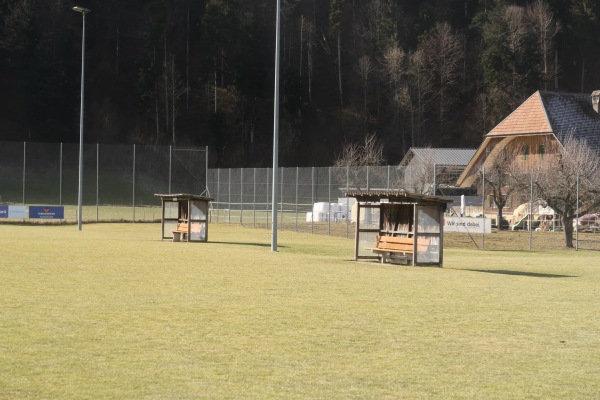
[399,148,476,167]
[154,193,213,201]
[345,190,453,204]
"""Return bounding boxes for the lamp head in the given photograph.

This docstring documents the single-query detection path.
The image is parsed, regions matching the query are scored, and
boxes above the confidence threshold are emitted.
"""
[72,6,91,14]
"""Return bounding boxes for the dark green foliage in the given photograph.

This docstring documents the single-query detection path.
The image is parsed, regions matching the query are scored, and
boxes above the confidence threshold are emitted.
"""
[0,0,599,167]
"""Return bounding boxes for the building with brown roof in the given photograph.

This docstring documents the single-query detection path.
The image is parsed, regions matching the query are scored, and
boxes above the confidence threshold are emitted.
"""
[457,90,600,188]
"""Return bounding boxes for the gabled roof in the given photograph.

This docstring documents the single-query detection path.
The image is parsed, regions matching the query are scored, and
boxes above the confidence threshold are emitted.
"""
[487,91,552,136]
[399,148,476,167]
[457,90,600,188]
[487,90,600,150]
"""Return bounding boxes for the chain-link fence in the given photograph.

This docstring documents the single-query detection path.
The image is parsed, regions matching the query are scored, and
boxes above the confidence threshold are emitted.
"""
[0,142,207,221]
[1,142,597,251]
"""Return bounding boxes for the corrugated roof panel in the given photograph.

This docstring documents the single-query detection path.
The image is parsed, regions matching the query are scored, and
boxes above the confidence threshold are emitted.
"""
[408,148,477,166]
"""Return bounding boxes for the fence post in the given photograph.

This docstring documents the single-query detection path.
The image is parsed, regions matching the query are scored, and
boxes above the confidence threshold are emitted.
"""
[168,145,172,194]
[253,168,256,228]
[240,168,244,226]
[280,167,284,229]
[96,144,99,221]
[482,166,485,250]
[266,168,270,229]
[346,166,350,239]
[433,163,436,195]
[311,166,314,234]
[60,143,63,206]
[228,168,231,224]
[132,144,136,222]
[328,166,331,236]
[387,165,390,190]
[576,172,579,250]
[529,170,533,250]
[22,142,26,205]
[216,169,220,223]
[295,167,299,232]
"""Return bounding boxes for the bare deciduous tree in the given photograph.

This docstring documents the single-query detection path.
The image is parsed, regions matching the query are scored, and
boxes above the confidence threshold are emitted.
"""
[403,147,435,195]
[400,49,434,147]
[334,133,385,190]
[382,44,407,151]
[422,22,464,138]
[335,133,384,167]
[527,0,560,90]
[356,55,374,124]
[531,134,600,247]
[476,146,528,229]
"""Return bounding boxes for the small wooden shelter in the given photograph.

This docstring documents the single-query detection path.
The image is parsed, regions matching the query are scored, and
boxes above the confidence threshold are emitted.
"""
[346,190,452,267]
[155,193,212,242]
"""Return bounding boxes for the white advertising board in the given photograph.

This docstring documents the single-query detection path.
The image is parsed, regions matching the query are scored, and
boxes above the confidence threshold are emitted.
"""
[443,216,491,234]
[8,205,27,219]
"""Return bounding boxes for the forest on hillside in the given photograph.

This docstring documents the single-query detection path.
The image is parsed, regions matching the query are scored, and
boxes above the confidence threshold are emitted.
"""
[1,0,600,167]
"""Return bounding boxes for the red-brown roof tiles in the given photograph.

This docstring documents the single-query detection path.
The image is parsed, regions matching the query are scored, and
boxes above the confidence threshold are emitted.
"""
[487,92,552,136]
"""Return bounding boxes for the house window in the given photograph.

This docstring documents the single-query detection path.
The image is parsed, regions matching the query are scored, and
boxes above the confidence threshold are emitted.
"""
[521,144,529,161]
[538,144,546,159]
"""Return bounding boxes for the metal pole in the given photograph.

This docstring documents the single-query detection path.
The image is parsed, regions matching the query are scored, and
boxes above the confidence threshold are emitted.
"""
[280,167,284,229]
[96,143,99,221]
[74,6,90,231]
[433,163,437,195]
[387,165,390,190]
[228,168,231,224]
[576,173,579,250]
[328,166,331,236]
[22,142,25,205]
[295,167,299,232]
[169,145,172,194]
[240,168,244,226]
[205,146,209,196]
[271,0,281,251]
[346,166,350,239]
[216,168,220,223]
[311,167,314,234]
[132,144,136,221]
[529,170,533,250]
[60,143,63,205]
[253,168,256,228]
[482,167,485,249]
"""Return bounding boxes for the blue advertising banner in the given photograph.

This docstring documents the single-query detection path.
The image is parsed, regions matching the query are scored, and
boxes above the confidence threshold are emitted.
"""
[29,206,65,219]
[0,205,7,218]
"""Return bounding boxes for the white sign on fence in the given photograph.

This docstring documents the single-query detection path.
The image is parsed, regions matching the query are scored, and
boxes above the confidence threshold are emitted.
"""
[443,216,491,233]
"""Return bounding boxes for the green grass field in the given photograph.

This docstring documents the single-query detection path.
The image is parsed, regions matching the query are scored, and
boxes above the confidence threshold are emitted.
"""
[1,223,599,399]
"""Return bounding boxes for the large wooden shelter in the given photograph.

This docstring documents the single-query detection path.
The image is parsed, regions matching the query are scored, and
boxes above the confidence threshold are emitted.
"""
[346,190,452,267]
[155,193,212,242]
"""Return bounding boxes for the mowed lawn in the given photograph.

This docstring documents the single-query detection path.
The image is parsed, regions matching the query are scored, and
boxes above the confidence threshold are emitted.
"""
[0,223,599,399]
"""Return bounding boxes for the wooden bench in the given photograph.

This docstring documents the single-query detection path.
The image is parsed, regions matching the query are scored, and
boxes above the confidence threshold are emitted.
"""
[172,222,189,242]
[367,235,430,264]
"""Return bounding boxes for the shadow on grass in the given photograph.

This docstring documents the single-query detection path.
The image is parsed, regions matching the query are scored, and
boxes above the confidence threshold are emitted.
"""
[465,269,578,278]
[211,241,287,249]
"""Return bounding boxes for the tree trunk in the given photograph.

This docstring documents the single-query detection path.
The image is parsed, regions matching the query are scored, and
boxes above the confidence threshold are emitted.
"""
[497,207,504,230]
[563,214,574,248]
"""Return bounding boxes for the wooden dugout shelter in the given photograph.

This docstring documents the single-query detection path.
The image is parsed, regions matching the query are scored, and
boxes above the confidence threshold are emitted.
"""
[155,193,212,242]
[346,190,452,267]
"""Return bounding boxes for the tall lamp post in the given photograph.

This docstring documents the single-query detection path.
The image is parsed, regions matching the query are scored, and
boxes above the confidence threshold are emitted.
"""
[271,0,281,251]
[73,6,90,231]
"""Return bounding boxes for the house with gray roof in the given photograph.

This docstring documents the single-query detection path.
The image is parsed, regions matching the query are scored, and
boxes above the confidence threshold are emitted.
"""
[457,90,600,188]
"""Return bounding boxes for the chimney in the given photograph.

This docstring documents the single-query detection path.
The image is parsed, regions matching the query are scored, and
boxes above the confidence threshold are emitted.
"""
[592,90,600,113]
